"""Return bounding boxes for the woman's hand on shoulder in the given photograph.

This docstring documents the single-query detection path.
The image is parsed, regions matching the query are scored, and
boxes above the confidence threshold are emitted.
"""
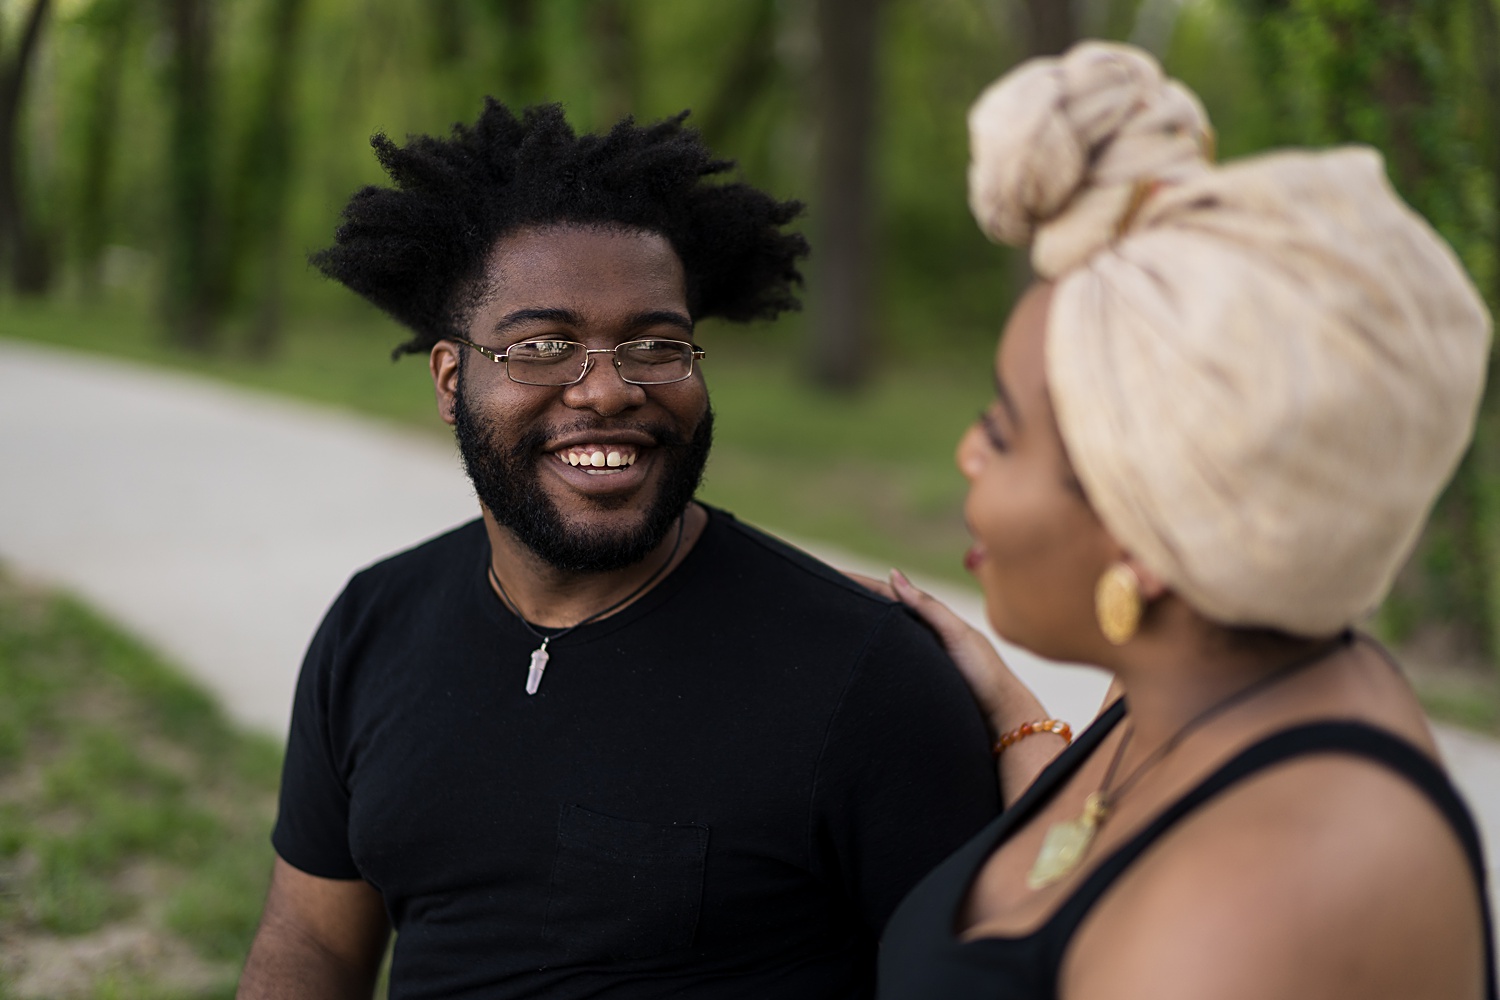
[844,569,1039,724]
[845,568,1067,804]
[1066,752,1487,1000]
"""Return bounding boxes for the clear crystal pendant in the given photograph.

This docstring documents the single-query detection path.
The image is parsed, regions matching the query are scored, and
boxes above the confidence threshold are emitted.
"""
[525,640,550,695]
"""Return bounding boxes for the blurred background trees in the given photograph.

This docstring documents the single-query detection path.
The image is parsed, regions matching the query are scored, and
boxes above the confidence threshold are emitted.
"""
[0,0,51,295]
[0,0,1496,673]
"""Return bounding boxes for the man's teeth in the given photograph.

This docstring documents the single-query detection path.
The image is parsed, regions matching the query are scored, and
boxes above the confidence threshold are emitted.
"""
[561,447,638,469]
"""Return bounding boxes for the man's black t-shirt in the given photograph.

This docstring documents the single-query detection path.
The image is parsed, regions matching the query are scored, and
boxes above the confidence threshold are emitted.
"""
[273,507,1000,999]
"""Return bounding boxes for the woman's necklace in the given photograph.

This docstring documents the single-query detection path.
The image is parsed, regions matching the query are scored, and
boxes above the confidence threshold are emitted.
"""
[1027,632,1351,890]
[488,516,686,696]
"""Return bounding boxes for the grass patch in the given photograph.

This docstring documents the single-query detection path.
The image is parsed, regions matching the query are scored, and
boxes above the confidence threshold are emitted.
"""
[0,568,280,997]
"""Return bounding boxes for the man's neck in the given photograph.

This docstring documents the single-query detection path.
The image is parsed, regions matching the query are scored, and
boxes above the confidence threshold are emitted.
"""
[480,503,707,628]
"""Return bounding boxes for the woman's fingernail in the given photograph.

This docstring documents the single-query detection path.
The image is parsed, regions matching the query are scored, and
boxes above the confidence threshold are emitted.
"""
[890,568,911,589]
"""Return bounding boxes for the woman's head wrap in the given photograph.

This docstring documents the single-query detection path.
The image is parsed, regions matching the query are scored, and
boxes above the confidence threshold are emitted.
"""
[968,41,1492,635]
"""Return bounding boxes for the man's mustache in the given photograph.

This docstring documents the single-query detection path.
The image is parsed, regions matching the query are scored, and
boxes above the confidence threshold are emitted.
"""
[516,421,690,454]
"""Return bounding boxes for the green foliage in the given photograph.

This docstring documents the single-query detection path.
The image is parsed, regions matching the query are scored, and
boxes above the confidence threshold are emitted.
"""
[8,0,1493,359]
[7,0,1035,360]
[1233,0,1496,298]
[1163,0,1278,158]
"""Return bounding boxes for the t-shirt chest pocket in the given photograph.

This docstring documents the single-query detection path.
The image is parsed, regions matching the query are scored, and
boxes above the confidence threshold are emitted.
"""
[543,803,709,964]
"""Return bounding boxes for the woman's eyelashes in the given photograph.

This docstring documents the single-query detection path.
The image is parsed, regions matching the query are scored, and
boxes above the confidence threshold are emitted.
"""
[979,408,1009,452]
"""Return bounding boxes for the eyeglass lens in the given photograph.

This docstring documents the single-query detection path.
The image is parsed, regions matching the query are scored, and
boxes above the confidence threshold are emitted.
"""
[506,340,697,386]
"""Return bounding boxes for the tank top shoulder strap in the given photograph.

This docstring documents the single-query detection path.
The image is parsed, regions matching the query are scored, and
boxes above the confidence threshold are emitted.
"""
[1041,721,1496,998]
[1004,697,1129,821]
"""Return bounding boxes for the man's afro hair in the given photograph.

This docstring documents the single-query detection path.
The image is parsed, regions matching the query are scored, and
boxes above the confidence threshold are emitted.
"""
[312,100,809,357]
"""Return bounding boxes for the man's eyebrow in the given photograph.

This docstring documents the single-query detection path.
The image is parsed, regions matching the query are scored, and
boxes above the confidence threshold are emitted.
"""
[489,308,694,337]
[626,310,694,335]
[492,308,582,334]
[994,372,1023,429]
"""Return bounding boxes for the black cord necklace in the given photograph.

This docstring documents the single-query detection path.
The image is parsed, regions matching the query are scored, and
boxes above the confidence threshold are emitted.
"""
[1027,629,1352,889]
[488,515,686,695]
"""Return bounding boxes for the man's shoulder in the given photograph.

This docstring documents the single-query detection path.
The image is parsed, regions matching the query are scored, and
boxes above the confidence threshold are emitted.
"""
[343,517,486,601]
[703,507,899,611]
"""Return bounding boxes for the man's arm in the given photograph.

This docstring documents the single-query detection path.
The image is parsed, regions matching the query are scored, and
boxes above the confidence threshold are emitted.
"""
[811,603,1004,932]
[237,857,390,1000]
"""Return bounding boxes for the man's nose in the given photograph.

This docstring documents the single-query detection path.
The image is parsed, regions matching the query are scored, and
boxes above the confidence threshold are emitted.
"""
[560,352,647,416]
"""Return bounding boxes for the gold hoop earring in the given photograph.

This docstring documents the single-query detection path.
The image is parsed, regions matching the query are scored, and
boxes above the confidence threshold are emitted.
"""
[1095,562,1143,646]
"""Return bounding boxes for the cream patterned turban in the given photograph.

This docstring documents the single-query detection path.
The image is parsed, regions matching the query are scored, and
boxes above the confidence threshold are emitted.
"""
[968,41,1493,635]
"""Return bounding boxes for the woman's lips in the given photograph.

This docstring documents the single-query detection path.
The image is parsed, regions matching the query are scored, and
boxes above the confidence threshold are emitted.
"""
[963,545,985,573]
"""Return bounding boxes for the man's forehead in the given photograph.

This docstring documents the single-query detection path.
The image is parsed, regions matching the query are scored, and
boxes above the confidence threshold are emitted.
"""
[483,224,684,292]
[465,224,691,342]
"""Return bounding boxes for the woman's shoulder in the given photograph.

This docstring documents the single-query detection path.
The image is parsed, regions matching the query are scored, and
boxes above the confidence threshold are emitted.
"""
[1066,724,1488,1000]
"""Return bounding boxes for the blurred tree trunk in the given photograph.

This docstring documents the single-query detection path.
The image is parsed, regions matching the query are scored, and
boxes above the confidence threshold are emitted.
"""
[0,0,53,297]
[222,0,308,359]
[1023,0,1077,55]
[811,0,883,390]
[589,0,639,126]
[695,0,779,151]
[161,0,221,352]
[78,0,133,300]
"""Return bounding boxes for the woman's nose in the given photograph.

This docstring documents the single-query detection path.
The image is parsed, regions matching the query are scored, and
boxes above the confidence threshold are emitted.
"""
[956,423,986,481]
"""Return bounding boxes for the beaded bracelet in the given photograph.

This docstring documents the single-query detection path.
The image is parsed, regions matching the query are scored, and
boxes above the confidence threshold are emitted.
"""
[992,718,1073,756]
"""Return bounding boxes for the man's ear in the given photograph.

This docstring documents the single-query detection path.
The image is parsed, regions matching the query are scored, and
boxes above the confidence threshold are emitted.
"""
[431,341,461,426]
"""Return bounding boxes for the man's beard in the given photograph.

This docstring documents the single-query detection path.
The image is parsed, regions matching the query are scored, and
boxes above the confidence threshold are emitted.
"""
[453,367,713,574]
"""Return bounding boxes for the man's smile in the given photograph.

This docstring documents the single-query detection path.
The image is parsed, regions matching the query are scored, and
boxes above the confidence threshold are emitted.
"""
[545,430,664,487]
[541,434,665,494]
[556,444,640,472]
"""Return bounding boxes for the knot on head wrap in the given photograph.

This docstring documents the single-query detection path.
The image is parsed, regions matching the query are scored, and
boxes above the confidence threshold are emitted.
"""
[968,42,1493,636]
[966,41,1213,277]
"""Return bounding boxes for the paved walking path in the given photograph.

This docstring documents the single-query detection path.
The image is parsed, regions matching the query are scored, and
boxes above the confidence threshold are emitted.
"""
[2,337,1497,931]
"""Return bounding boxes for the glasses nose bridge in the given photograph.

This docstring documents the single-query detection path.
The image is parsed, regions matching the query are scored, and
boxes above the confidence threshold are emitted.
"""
[572,345,629,386]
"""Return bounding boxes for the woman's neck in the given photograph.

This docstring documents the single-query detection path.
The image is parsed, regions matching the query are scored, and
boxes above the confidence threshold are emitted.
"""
[1105,602,1338,754]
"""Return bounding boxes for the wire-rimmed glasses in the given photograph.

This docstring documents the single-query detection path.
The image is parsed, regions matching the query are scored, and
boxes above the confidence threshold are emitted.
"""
[451,337,706,386]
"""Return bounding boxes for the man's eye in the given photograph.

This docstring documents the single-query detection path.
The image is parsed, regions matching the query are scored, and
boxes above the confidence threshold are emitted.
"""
[627,341,685,361]
[512,341,578,362]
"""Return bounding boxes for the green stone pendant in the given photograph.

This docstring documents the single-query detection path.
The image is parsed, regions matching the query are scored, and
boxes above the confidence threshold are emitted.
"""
[1027,792,1108,890]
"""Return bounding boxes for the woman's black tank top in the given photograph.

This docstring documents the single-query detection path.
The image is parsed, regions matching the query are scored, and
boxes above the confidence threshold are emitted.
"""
[879,699,1497,999]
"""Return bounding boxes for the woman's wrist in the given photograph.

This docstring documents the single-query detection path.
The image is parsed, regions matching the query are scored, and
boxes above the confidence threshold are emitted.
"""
[982,675,1048,739]
[992,718,1072,756]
